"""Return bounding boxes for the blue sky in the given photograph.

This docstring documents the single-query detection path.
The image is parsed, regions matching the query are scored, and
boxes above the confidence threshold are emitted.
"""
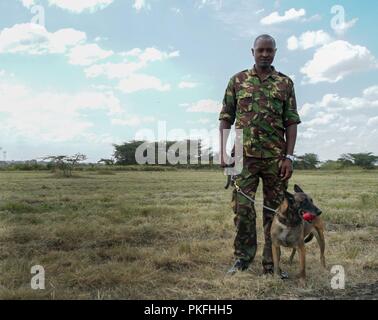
[0,0,377,162]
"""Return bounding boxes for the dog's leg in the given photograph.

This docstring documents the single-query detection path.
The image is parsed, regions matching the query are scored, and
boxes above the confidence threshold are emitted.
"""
[272,244,281,277]
[297,244,306,287]
[289,248,296,265]
[315,227,326,268]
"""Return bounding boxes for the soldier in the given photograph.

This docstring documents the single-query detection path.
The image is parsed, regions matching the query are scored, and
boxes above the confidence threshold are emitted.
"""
[219,34,301,275]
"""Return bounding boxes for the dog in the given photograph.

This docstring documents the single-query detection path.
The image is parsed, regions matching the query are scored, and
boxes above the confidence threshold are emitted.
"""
[270,184,325,286]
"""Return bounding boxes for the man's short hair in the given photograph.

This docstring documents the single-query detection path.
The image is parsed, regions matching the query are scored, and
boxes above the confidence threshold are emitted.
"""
[253,34,276,48]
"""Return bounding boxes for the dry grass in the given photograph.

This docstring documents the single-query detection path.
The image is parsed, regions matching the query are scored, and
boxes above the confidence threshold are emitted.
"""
[0,169,377,300]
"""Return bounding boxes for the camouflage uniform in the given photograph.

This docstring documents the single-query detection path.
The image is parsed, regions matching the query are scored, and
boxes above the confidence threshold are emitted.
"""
[219,66,301,270]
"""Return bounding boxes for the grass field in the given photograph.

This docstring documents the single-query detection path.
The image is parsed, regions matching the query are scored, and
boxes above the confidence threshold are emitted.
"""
[0,169,377,300]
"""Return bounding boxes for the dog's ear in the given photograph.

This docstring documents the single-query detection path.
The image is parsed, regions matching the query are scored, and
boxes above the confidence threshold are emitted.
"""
[278,198,289,214]
[294,184,304,193]
[284,191,295,202]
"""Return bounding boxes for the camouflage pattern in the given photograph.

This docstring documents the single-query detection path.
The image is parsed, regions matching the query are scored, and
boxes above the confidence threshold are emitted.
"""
[219,66,301,158]
[231,157,288,269]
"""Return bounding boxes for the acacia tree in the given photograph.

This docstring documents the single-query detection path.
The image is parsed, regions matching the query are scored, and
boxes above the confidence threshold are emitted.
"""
[113,141,145,165]
[294,153,320,169]
[339,153,378,169]
[98,158,115,165]
[113,140,212,166]
[43,153,87,177]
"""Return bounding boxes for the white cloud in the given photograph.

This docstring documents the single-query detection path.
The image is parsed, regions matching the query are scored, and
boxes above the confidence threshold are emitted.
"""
[111,116,155,127]
[90,84,114,92]
[324,139,336,147]
[118,74,170,93]
[186,100,221,113]
[297,87,378,159]
[67,43,113,66]
[333,18,358,35]
[49,28,88,53]
[139,47,179,63]
[339,125,357,132]
[0,23,116,67]
[86,47,179,79]
[178,81,199,89]
[133,0,145,11]
[48,0,114,13]
[299,92,378,119]
[0,79,123,142]
[94,36,108,42]
[169,51,180,58]
[363,85,378,100]
[301,14,322,23]
[304,113,338,126]
[85,61,143,79]
[0,23,86,55]
[19,0,36,8]
[260,8,305,25]
[196,0,223,10]
[367,116,378,126]
[287,36,299,51]
[301,40,378,84]
[133,0,151,11]
[198,118,211,124]
[120,48,142,57]
[20,0,150,14]
[287,30,331,50]
[85,47,178,93]
[186,118,214,125]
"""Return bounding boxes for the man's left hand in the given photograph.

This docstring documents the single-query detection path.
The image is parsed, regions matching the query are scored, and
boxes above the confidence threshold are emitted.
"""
[280,159,293,181]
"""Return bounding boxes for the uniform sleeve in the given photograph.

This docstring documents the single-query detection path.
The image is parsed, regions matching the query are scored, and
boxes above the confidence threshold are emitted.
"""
[219,77,236,125]
[283,80,301,128]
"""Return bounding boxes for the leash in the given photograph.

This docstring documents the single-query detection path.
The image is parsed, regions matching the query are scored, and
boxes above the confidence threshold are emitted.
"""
[234,183,278,214]
[229,176,278,214]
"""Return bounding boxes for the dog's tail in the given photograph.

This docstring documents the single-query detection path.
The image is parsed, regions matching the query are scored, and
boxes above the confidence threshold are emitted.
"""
[304,233,314,243]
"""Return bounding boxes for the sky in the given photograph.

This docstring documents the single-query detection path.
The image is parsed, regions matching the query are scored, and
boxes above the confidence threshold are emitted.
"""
[0,0,377,162]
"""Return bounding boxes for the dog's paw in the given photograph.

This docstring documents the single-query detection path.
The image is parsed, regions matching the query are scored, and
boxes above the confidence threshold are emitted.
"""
[280,271,289,280]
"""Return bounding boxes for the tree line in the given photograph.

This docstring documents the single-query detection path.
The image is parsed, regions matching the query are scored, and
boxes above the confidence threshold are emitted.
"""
[293,152,378,170]
[108,140,378,170]
[1,141,377,176]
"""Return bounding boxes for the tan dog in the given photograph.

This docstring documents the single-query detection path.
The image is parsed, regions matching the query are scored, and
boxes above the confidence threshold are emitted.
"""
[270,184,325,286]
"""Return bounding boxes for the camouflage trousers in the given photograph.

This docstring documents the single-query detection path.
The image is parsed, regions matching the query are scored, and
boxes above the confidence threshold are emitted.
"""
[231,157,288,269]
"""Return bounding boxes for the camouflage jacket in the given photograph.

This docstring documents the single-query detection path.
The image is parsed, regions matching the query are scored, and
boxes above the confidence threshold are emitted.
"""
[219,66,301,158]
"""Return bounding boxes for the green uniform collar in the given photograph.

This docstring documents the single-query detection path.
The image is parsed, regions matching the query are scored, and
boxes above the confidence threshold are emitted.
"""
[249,65,280,81]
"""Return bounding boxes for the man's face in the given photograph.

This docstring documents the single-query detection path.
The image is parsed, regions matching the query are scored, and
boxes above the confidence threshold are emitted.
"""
[252,39,277,69]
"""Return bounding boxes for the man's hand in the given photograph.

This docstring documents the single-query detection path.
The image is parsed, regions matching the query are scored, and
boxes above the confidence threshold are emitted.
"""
[280,159,293,180]
[220,154,235,168]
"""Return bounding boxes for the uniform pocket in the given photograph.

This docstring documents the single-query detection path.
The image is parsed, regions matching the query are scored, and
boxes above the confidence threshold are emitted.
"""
[269,89,286,115]
[236,92,254,112]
